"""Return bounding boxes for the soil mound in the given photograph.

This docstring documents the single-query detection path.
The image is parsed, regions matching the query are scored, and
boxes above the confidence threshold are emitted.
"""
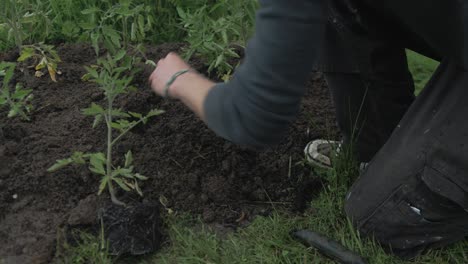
[0,43,337,262]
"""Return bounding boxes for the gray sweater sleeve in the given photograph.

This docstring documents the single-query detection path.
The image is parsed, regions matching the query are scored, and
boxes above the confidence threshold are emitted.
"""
[203,0,326,148]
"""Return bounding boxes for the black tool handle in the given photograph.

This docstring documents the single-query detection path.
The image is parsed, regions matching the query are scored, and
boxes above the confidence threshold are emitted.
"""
[291,229,368,264]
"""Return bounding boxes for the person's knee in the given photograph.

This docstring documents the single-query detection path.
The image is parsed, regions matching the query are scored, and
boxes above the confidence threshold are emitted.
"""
[344,176,468,260]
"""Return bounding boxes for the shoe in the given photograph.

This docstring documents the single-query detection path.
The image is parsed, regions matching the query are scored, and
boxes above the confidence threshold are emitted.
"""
[304,139,341,169]
[304,139,369,172]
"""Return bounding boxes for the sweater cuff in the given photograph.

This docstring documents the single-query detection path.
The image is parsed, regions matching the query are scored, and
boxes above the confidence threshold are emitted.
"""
[203,82,232,141]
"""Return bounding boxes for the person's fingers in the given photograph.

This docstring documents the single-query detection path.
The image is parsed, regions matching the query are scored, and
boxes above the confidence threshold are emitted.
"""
[148,68,156,84]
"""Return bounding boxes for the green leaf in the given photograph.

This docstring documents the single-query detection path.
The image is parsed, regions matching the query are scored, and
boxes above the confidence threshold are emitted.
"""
[11,87,32,100]
[130,23,137,41]
[81,7,100,15]
[138,15,145,35]
[35,57,47,70]
[71,152,87,164]
[128,111,142,119]
[90,32,100,55]
[102,26,121,48]
[89,153,106,175]
[124,150,133,167]
[134,173,148,181]
[215,54,224,68]
[82,103,105,116]
[8,106,19,118]
[84,66,99,80]
[147,109,165,118]
[92,114,103,128]
[113,178,131,192]
[114,50,127,61]
[145,60,156,67]
[80,22,97,30]
[111,121,123,131]
[135,180,143,196]
[111,109,130,118]
[47,157,73,172]
[18,47,35,62]
[176,7,187,19]
[98,176,108,195]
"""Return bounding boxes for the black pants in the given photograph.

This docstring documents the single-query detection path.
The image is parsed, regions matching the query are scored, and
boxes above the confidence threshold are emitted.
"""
[320,0,468,259]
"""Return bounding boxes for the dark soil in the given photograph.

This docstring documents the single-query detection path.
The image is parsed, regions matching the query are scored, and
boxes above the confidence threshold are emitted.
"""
[0,43,338,263]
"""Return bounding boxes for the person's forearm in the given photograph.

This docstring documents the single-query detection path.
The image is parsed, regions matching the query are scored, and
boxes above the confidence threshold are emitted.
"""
[171,72,216,121]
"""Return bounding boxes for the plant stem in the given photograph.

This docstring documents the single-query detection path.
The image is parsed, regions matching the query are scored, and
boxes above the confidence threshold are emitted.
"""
[106,90,125,206]
[110,118,145,147]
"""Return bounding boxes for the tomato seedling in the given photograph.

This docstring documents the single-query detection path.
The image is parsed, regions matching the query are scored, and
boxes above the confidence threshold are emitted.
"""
[48,50,163,206]
[0,62,33,120]
[18,43,61,82]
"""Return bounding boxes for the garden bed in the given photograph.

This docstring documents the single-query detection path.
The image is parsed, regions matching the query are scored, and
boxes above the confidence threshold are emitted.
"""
[0,43,338,263]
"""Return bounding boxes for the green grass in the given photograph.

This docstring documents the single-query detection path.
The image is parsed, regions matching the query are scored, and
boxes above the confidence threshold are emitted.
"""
[406,50,439,94]
[149,147,467,264]
[59,152,468,264]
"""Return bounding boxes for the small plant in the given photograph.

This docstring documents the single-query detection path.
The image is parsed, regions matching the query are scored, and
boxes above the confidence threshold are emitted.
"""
[177,0,257,78]
[18,42,61,82]
[80,1,154,56]
[48,50,163,206]
[0,0,52,51]
[0,62,33,120]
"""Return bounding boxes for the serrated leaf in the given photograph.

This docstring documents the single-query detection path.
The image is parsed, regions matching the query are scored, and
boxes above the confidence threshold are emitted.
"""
[111,122,123,131]
[113,178,131,192]
[120,167,134,177]
[92,114,103,128]
[35,57,47,70]
[111,109,130,118]
[84,66,99,80]
[98,176,108,195]
[215,54,224,68]
[128,112,142,119]
[11,87,32,100]
[147,109,165,118]
[124,150,133,167]
[71,152,87,164]
[114,50,126,61]
[89,153,106,175]
[90,32,100,55]
[8,106,18,118]
[134,173,148,181]
[47,158,73,172]
[18,47,35,62]
[82,103,105,116]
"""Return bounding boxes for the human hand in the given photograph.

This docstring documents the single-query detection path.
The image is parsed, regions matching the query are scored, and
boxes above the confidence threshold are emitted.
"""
[148,52,193,98]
